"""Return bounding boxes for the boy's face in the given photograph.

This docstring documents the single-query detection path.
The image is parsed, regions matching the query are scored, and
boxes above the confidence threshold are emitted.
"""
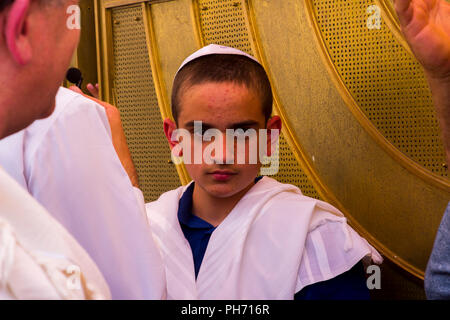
[166,81,278,199]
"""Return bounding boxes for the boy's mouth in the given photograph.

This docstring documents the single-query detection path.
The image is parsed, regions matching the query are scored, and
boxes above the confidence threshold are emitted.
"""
[208,170,237,182]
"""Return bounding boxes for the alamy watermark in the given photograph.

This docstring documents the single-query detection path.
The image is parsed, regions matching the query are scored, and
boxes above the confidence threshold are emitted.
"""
[66,5,81,30]
[170,121,280,175]
[66,264,82,291]
[366,264,381,290]
[367,5,382,30]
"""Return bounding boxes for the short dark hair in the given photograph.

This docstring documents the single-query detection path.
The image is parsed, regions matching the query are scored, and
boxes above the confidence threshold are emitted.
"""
[171,54,273,124]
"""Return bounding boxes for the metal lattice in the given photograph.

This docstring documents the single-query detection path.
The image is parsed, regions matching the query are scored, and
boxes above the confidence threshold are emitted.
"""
[311,0,447,178]
[111,5,181,201]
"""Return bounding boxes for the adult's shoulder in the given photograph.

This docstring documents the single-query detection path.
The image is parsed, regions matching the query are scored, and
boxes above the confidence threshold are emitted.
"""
[23,87,110,158]
[47,87,107,128]
[27,87,105,133]
[145,184,188,214]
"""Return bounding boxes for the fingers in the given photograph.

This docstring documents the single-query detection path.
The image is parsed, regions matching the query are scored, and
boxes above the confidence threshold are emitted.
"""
[394,0,412,12]
[69,83,100,104]
[86,83,100,99]
[68,85,83,94]
[394,0,414,27]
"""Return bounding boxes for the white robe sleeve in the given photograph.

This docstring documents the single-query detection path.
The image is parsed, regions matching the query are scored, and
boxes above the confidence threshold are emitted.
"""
[133,187,148,221]
[19,88,165,299]
[295,202,383,293]
[0,167,110,300]
[0,131,27,189]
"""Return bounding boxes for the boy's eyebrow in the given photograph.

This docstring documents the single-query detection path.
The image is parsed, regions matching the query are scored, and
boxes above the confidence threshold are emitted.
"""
[229,120,260,129]
[183,121,213,129]
[182,120,260,129]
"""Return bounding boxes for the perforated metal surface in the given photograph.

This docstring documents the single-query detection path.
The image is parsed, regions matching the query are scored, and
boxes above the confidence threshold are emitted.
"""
[111,5,180,201]
[311,0,447,178]
[197,0,253,55]
[270,135,321,199]
[196,0,321,199]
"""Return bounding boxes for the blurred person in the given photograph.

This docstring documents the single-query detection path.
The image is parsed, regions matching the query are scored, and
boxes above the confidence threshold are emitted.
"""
[0,0,165,299]
[392,0,450,300]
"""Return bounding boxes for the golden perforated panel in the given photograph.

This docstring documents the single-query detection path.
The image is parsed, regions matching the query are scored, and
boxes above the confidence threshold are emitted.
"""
[311,0,447,178]
[196,0,321,199]
[197,0,253,54]
[111,5,180,201]
[270,135,321,199]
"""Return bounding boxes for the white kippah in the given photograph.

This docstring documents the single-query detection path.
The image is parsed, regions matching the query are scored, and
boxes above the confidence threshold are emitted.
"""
[176,44,261,75]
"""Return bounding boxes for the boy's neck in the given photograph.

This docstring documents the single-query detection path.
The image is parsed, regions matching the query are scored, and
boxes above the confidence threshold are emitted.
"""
[192,182,256,227]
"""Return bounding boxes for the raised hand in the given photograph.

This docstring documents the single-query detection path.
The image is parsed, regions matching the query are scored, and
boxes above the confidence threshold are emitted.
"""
[394,0,450,79]
[86,83,100,99]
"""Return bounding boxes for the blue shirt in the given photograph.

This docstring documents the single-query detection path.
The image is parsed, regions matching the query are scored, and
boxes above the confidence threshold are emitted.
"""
[178,178,370,300]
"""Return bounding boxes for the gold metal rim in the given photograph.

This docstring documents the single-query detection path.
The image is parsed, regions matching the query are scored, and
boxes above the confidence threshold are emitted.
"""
[142,2,191,185]
[304,0,449,193]
[248,0,425,279]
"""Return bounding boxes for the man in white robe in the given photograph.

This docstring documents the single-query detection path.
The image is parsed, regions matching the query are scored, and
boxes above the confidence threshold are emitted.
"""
[0,166,110,299]
[0,0,166,300]
[0,0,111,299]
[0,86,166,299]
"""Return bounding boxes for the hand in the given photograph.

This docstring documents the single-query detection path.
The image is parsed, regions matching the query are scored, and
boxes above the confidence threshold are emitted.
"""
[86,83,100,99]
[69,86,140,188]
[394,0,450,79]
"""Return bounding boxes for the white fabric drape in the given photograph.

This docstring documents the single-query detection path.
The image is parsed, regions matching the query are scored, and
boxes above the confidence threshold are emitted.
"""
[146,177,382,299]
[0,87,166,299]
[0,166,110,299]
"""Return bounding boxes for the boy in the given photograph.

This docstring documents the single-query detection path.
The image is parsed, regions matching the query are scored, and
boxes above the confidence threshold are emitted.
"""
[146,44,382,300]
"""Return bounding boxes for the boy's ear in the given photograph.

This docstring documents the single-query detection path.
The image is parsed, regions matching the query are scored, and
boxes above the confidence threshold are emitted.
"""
[4,0,32,65]
[163,118,179,150]
[266,116,282,157]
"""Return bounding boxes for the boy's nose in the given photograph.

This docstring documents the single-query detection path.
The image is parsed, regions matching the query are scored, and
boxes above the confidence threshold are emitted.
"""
[222,133,236,164]
[209,132,235,165]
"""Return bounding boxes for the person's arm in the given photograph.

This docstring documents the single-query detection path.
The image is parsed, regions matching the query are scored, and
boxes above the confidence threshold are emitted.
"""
[394,0,450,299]
[394,0,450,162]
[425,75,450,163]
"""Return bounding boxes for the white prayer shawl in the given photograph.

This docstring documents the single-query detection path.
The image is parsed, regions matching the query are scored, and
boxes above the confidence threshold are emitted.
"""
[146,177,382,300]
[0,167,110,299]
[0,87,166,299]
